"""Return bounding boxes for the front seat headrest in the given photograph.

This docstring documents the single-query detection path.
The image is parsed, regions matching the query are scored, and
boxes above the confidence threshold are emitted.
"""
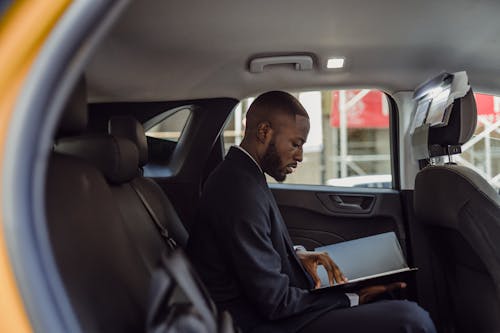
[411,71,478,161]
[108,116,148,167]
[427,89,477,154]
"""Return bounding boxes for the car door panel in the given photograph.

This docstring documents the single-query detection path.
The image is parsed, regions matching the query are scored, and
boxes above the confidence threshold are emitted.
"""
[271,184,407,255]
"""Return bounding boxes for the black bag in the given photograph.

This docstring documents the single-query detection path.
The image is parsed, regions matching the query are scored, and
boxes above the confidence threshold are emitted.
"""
[147,250,239,333]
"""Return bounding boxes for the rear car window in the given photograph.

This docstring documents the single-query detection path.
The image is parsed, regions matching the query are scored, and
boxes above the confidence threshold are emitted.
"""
[143,107,191,177]
[145,107,191,142]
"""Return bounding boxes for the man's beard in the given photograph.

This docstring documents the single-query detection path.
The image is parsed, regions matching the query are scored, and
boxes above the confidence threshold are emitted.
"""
[261,141,286,182]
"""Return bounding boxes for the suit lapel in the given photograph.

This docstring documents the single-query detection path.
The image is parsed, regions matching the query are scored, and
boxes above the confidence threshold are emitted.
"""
[226,147,314,288]
[265,187,314,288]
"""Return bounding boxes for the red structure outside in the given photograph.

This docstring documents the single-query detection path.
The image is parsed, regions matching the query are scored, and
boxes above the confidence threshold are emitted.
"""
[330,91,499,128]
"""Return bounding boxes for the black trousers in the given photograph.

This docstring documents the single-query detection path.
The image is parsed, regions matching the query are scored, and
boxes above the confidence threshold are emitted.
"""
[297,300,436,333]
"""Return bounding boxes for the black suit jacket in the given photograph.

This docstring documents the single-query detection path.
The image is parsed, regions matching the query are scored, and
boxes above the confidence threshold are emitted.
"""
[187,147,349,333]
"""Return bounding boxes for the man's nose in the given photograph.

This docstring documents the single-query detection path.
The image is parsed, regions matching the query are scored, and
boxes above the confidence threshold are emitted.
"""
[294,148,303,162]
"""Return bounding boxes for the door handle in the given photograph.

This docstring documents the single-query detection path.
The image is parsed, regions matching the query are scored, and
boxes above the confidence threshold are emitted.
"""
[316,193,376,214]
[332,195,363,210]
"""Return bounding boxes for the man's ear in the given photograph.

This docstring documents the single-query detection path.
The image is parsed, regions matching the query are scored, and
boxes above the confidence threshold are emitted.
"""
[256,121,273,144]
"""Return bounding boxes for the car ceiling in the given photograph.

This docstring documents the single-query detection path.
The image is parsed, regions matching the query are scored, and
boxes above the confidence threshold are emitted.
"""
[86,0,500,102]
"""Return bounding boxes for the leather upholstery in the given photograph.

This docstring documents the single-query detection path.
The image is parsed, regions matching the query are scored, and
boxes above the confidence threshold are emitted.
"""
[109,115,149,167]
[45,78,193,332]
[415,165,499,227]
[129,176,189,248]
[46,153,149,332]
[55,135,139,185]
[415,166,500,301]
[107,115,189,248]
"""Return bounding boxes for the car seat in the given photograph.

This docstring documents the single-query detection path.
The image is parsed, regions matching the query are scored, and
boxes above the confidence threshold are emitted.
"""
[412,72,500,333]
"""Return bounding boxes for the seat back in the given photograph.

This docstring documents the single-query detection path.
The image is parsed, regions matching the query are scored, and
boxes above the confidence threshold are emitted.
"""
[46,79,183,331]
[47,80,150,331]
[108,115,189,248]
[412,72,500,332]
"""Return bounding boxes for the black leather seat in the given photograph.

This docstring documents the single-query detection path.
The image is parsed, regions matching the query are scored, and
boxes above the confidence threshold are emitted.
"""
[108,115,188,248]
[45,79,187,331]
[413,86,500,332]
[46,80,150,332]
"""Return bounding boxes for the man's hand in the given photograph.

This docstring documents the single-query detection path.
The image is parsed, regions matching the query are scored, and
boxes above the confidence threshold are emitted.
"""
[357,282,406,304]
[295,250,348,289]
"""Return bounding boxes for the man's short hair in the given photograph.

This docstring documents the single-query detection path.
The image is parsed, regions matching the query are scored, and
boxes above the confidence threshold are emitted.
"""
[247,91,309,120]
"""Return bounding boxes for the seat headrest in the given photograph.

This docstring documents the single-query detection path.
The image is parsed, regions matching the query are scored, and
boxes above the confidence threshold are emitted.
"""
[411,71,477,160]
[428,89,477,149]
[57,77,88,137]
[108,116,148,167]
[55,135,139,184]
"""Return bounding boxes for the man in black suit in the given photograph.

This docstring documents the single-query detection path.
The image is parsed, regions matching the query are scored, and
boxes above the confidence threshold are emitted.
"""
[187,91,436,333]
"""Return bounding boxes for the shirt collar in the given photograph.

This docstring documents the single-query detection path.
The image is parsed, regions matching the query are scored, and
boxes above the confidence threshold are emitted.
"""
[232,145,263,173]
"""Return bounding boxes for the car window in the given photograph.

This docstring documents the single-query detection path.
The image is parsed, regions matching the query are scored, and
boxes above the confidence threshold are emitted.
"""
[145,107,191,142]
[458,92,500,191]
[223,90,393,188]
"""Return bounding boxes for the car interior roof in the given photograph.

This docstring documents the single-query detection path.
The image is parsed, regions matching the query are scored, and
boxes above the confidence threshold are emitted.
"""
[86,0,500,103]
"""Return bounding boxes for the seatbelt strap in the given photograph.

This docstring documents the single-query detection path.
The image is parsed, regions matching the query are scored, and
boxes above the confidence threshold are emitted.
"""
[130,180,177,250]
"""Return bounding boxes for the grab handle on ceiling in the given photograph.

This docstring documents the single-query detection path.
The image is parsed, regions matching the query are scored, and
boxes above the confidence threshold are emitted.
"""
[249,55,313,73]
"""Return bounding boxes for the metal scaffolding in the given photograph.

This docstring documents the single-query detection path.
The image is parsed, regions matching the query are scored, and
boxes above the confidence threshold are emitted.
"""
[457,96,500,189]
